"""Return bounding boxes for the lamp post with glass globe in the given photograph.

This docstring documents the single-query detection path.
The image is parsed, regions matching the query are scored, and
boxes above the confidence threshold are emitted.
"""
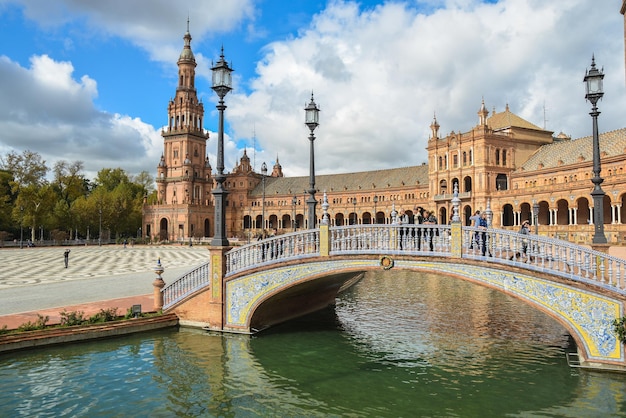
[304,93,320,229]
[584,56,607,244]
[210,48,233,247]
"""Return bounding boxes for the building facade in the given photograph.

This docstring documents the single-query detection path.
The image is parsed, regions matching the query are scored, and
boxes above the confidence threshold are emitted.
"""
[143,25,626,246]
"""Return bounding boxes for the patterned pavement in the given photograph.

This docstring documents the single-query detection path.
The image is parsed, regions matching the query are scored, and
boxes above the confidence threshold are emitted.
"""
[0,245,211,327]
[0,245,209,289]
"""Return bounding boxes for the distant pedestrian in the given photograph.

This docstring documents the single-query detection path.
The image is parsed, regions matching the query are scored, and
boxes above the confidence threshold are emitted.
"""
[469,210,480,249]
[477,212,489,256]
[64,249,71,268]
[423,210,438,251]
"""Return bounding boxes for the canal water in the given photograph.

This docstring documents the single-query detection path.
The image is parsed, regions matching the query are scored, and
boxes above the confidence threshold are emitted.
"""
[1,270,625,417]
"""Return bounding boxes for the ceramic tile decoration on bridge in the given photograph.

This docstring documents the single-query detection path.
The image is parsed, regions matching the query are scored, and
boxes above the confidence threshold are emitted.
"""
[158,195,626,371]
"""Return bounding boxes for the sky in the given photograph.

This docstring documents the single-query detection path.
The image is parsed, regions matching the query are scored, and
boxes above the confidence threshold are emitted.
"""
[0,0,624,181]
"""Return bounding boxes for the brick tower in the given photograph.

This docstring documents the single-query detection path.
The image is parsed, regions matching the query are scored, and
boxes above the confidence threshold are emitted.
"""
[143,22,214,242]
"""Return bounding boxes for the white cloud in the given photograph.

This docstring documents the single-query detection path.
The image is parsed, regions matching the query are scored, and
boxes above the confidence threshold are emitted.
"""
[228,0,626,176]
[0,54,160,179]
[1,0,625,181]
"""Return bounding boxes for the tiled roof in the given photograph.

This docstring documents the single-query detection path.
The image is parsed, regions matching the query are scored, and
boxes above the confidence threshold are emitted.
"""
[518,127,626,171]
[252,165,429,196]
[488,107,545,131]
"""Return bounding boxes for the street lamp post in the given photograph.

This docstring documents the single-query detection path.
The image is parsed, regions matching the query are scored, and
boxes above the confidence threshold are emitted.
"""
[352,197,357,225]
[211,47,233,247]
[304,92,320,229]
[292,195,297,230]
[373,195,378,224]
[532,200,539,236]
[261,162,267,237]
[584,56,607,244]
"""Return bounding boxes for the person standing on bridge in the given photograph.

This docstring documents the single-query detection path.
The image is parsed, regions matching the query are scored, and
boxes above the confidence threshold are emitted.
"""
[398,210,409,250]
[423,210,438,251]
[469,210,480,249]
[477,212,489,256]
[511,220,531,260]
[414,206,425,251]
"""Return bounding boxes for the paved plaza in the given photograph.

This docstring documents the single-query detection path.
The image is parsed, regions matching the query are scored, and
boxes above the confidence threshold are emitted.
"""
[0,245,210,317]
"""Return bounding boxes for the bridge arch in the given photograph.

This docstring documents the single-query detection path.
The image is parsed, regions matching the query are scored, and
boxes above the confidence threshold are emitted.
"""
[224,258,622,366]
[163,223,626,370]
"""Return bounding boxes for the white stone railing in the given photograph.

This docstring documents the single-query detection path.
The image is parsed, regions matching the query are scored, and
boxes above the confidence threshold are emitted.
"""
[225,229,320,276]
[330,224,452,255]
[162,224,626,310]
[162,262,211,310]
[463,226,626,294]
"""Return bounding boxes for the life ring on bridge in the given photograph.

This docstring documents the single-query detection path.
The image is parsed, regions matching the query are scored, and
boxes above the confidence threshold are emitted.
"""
[380,255,394,270]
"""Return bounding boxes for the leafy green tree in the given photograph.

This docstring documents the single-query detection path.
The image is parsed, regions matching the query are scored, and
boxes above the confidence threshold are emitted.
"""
[50,160,88,239]
[1,150,49,242]
[2,150,47,190]
[95,168,130,191]
[0,170,14,231]
[132,170,155,196]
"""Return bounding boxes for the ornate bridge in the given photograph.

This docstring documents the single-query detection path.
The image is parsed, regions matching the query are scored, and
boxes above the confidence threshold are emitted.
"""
[158,222,626,371]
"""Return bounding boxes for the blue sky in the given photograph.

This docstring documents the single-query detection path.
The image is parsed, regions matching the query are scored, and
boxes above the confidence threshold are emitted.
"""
[0,0,624,180]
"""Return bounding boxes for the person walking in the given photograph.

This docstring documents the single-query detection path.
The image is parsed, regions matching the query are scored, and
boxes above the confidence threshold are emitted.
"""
[511,220,531,260]
[469,210,480,249]
[477,212,489,256]
[423,210,438,251]
[63,249,71,268]
[414,206,425,251]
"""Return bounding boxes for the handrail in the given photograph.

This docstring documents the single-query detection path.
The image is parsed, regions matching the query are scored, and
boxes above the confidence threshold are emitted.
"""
[225,229,321,276]
[330,224,451,255]
[161,224,626,311]
[463,226,626,294]
[162,261,211,310]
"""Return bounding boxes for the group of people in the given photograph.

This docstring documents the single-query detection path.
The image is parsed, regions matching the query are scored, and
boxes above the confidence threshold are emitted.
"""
[397,206,438,251]
[469,210,532,258]
[469,210,489,256]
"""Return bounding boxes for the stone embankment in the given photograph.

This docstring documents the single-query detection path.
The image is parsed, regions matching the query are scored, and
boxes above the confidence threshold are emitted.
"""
[0,313,179,354]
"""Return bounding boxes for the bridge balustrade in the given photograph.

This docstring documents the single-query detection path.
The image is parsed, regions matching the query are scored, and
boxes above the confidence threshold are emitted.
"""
[330,224,452,255]
[162,224,626,312]
[463,226,626,294]
[225,230,320,277]
[162,262,211,310]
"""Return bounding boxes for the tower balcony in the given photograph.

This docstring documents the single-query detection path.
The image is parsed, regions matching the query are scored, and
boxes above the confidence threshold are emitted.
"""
[433,191,471,202]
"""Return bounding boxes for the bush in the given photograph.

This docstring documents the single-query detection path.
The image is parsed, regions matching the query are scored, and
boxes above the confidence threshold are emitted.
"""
[88,308,119,323]
[17,314,49,332]
[613,317,626,344]
[60,310,87,327]
[0,325,8,335]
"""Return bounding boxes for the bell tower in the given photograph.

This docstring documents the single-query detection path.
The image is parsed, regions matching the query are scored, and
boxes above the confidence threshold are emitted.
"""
[143,21,214,242]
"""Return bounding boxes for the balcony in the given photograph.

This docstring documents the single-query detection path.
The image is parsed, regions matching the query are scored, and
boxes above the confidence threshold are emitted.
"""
[433,191,471,202]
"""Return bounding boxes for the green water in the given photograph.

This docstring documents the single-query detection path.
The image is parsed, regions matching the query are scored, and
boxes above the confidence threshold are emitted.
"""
[1,271,625,417]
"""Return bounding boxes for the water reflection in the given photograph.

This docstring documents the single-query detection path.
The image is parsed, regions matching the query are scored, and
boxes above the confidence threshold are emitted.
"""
[0,270,625,417]
[251,271,581,416]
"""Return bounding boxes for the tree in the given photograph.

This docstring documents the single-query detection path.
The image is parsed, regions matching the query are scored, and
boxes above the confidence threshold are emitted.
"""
[95,168,130,191]
[2,150,47,191]
[51,160,88,239]
[132,171,155,196]
[1,151,49,242]
[0,170,14,231]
